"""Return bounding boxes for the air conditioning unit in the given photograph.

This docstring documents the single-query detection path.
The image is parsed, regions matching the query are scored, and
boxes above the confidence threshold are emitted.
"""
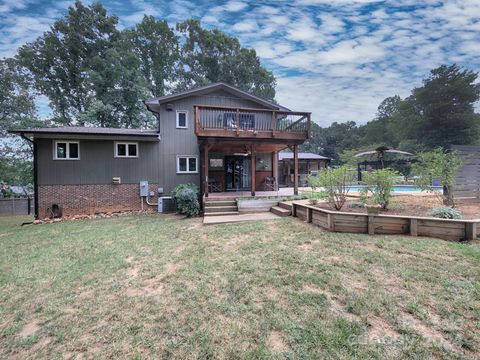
[158,196,175,213]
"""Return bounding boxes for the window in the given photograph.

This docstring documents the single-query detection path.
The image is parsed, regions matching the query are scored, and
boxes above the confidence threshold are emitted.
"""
[176,110,188,129]
[177,155,198,174]
[54,141,80,160]
[114,142,138,158]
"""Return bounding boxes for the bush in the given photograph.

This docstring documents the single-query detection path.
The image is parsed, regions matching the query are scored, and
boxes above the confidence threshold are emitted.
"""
[427,207,462,219]
[347,201,365,209]
[360,169,399,209]
[307,166,354,210]
[171,183,200,217]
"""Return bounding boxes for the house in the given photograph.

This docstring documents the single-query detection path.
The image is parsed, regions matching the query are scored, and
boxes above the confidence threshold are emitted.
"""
[10,82,311,218]
[278,152,330,187]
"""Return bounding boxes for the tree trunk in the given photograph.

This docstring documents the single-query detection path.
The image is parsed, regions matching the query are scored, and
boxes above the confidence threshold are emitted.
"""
[443,184,454,207]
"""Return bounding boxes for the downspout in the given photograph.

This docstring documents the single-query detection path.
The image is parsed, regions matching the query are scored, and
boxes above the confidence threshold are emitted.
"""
[20,133,38,219]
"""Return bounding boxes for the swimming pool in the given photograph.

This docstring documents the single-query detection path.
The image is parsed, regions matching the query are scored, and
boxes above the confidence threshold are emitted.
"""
[346,185,442,192]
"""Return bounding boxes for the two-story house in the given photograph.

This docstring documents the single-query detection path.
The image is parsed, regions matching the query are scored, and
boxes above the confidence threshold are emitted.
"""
[10,82,311,218]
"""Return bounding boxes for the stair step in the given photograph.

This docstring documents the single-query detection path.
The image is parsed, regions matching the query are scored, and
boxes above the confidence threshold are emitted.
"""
[204,200,237,206]
[271,206,291,217]
[204,205,238,212]
[278,201,293,210]
[204,211,240,217]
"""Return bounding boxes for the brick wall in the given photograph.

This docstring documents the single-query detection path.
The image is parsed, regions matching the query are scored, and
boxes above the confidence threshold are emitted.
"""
[38,183,159,218]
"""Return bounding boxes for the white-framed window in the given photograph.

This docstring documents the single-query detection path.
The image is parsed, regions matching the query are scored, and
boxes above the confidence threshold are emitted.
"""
[114,142,138,158]
[53,141,80,160]
[176,110,188,129]
[176,155,198,174]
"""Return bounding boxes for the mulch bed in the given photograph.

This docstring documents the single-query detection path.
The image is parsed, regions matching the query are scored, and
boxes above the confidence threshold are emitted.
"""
[313,195,480,220]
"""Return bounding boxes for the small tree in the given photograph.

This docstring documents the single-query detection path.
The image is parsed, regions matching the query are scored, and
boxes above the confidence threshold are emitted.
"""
[360,169,399,209]
[412,148,463,207]
[307,166,354,210]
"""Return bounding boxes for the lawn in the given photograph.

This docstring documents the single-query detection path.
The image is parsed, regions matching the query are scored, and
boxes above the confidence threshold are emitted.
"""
[0,214,479,359]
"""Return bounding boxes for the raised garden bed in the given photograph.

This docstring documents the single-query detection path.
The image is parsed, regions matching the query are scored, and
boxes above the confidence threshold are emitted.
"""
[291,201,480,242]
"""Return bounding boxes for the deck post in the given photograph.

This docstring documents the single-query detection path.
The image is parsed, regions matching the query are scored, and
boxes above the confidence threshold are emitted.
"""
[287,160,291,187]
[272,151,277,191]
[294,144,299,195]
[251,144,256,196]
[204,144,209,197]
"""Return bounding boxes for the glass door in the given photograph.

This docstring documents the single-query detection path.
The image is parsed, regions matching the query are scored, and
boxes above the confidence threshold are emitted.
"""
[225,156,251,191]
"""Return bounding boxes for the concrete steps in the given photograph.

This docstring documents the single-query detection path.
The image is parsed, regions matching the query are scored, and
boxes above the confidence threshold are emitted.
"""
[270,205,291,217]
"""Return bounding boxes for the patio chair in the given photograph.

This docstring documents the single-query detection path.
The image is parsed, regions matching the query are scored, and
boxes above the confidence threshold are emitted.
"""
[263,176,276,191]
[208,179,222,193]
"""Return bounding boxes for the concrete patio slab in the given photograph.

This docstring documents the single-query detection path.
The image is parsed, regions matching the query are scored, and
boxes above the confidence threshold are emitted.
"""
[203,212,281,225]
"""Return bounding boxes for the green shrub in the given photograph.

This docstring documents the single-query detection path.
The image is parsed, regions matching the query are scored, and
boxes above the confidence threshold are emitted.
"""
[307,166,354,210]
[360,169,399,209]
[427,207,462,219]
[171,183,200,217]
[347,201,365,209]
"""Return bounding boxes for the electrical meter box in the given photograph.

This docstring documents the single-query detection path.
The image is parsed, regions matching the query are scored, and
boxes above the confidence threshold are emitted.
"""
[139,181,149,197]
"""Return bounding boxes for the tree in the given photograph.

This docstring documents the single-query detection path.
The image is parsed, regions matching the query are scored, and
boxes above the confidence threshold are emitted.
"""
[17,1,119,125]
[412,148,463,207]
[307,166,354,210]
[125,16,179,98]
[176,19,276,100]
[404,64,480,149]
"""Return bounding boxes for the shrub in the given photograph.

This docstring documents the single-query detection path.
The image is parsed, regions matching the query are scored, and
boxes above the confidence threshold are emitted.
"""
[307,166,354,210]
[360,169,399,209]
[427,207,462,219]
[347,201,365,208]
[171,183,200,217]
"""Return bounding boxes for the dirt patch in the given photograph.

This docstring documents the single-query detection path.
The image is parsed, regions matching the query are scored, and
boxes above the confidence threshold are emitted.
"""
[126,276,165,297]
[268,331,289,353]
[401,312,456,351]
[19,319,40,337]
[314,195,480,219]
[367,316,400,341]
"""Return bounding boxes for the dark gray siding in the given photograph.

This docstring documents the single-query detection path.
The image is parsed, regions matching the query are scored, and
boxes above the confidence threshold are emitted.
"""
[37,139,159,185]
[35,91,274,193]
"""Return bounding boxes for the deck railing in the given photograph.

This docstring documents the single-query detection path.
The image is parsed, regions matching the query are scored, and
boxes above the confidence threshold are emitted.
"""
[194,105,311,141]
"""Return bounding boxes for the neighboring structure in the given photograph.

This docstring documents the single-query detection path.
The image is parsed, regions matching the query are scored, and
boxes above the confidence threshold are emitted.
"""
[10,82,311,218]
[451,145,480,203]
[278,152,330,187]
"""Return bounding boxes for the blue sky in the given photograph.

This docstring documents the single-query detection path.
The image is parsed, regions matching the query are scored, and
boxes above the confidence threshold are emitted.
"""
[1,0,479,126]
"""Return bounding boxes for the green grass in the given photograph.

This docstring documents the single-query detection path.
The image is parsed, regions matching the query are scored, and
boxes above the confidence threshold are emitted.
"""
[0,214,479,359]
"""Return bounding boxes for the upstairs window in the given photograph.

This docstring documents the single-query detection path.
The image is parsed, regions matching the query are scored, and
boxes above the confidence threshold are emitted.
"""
[177,155,198,174]
[54,141,80,160]
[115,142,138,158]
[176,110,188,129]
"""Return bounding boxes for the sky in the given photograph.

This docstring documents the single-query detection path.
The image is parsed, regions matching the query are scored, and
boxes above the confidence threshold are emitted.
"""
[0,0,479,126]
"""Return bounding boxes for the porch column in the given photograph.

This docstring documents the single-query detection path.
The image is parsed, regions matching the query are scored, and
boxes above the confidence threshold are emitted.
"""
[272,151,277,191]
[287,160,291,187]
[204,144,210,197]
[251,145,256,196]
[294,144,299,195]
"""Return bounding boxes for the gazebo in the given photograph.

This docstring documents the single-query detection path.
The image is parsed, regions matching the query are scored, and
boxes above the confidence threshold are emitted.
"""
[354,146,414,181]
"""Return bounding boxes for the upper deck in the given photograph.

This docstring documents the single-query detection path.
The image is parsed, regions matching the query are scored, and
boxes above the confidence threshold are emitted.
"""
[194,105,311,142]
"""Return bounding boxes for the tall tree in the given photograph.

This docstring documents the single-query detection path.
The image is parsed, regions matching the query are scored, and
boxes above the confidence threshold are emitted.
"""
[125,16,179,98]
[176,19,276,100]
[405,64,480,149]
[17,0,119,125]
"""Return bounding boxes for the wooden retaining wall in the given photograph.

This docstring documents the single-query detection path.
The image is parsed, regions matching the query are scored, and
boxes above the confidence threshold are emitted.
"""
[291,202,479,241]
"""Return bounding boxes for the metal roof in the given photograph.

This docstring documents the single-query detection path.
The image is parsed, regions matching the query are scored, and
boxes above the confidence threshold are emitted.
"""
[9,127,159,137]
[278,152,330,160]
[144,82,290,113]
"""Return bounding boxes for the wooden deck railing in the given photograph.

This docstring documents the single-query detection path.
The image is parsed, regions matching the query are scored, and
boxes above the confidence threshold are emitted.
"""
[194,105,311,141]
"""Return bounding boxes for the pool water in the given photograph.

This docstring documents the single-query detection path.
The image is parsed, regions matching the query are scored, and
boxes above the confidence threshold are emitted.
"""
[346,185,442,192]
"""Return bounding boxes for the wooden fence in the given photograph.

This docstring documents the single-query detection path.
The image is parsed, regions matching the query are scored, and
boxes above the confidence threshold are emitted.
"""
[0,198,33,216]
[452,145,480,202]
[291,202,479,241]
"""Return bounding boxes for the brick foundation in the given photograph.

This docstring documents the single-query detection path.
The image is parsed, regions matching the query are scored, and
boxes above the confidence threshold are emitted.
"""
[38,184,159,218]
